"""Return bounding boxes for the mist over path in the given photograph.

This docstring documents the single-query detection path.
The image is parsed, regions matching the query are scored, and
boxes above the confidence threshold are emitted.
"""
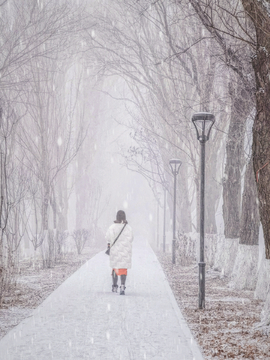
[0,238,203,360]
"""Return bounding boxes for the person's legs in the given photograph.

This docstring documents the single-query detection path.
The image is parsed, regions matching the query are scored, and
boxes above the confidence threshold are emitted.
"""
[120,273,127,295]
[112,269,127,294]
[120,274,126,285]
[112,270,118,292]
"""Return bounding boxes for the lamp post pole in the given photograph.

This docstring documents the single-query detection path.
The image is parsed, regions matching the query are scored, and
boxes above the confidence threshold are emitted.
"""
[172,173,176,264]
[163,188,166,253]
[199,139,206,309]
[192,112,215,309]
[169,159,182,264]
[172,170,177,264]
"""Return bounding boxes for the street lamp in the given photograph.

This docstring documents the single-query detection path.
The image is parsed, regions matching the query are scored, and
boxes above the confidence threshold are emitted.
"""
[192,112,215,309]
[169,159,182,264]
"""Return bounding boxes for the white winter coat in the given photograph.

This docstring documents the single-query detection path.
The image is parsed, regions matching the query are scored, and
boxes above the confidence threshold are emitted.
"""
[105,222,133,269]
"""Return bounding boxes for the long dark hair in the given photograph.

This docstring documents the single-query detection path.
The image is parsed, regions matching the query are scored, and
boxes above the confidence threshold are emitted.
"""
[114,210,128,224]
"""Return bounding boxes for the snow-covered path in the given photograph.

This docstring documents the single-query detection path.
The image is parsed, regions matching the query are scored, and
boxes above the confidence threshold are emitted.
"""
[0,238,203,360]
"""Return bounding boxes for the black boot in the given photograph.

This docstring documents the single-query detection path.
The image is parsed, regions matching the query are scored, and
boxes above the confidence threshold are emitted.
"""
[120,275,126,295]
[112,270,118,292]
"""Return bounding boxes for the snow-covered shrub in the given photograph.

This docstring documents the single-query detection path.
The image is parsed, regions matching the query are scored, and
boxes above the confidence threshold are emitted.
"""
[71,229,91,255]
[213,236,239,276]
[175,232,197,266]
[175,232,219,267]
[204,234,218,267]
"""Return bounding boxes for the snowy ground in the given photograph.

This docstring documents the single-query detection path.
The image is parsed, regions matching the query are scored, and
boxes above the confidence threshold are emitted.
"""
[0,245,103,340]
[0,238,203,360]
[1,240,269,359]
[157,251,270,359]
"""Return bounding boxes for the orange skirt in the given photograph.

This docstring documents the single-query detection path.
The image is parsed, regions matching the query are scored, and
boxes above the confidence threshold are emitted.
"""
[113,268,127,276]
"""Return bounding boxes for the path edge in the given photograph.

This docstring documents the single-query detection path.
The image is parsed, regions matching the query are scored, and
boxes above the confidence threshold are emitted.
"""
[147,243,205,360]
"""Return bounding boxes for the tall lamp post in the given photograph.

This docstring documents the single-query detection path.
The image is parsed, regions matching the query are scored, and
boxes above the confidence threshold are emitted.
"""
[192,112,215,309]
[169,159,182,264]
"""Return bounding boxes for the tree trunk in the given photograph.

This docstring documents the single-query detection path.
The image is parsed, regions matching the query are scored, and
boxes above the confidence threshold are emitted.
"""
[51,186,57,230]
[58,170,68,231]
[178,161,192,233]
[42,183,50,231]
[223,82,250,238]
[241,0,270,258]
[239,159,260,245]
[252,51,270,257]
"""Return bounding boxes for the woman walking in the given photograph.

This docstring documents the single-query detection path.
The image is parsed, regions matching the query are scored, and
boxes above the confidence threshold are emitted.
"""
[105,210,133,295]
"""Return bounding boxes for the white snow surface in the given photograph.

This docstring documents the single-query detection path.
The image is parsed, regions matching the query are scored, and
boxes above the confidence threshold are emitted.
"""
[255,257,270,301]
[0,237,203,360]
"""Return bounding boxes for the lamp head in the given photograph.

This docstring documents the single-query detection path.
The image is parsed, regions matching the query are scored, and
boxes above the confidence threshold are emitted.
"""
[192,112,215,142]
[169,159,182,175]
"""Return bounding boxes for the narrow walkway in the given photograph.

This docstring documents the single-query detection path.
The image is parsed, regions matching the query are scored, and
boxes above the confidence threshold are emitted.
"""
[0,238,204,360]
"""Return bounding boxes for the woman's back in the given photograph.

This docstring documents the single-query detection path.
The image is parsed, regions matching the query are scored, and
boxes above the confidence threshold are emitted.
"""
[106,222,133,269]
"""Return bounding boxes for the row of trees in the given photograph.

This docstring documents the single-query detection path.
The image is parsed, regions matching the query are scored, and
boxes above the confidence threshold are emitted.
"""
[82,0,270,323]
[85,0,269,250]
[0,0,103,302]
[1,0,269,320]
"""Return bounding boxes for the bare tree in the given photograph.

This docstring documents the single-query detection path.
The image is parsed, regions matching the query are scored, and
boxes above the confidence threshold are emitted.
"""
[71,229,90,255]
[17,57,87,266]
[185,0,260,244]
[86,0,230,234]
[239,0,270,259]
[0,96,30,301]
[0,0,91,275]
